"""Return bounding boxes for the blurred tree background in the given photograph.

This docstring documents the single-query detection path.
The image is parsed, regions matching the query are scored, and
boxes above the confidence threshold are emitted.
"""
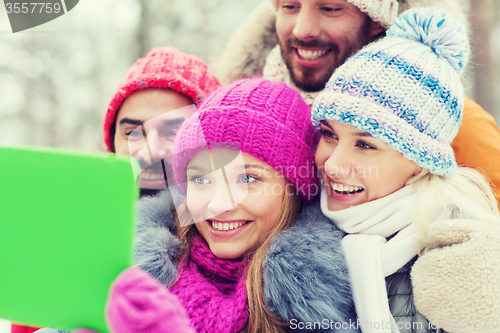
[0,0,499,151]
[0,0,258,150]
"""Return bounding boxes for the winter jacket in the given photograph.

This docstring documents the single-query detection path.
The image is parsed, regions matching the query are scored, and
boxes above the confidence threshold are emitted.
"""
[451,96,500,202]
[386,257,440,333]
[135,190,359,332]
[210,1,500,202]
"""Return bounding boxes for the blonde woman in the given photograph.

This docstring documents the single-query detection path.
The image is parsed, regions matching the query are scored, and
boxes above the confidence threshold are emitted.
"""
[311,7,500,333]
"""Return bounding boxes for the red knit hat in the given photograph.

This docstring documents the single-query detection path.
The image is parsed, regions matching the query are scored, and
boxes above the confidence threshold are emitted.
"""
[103,47,221,152]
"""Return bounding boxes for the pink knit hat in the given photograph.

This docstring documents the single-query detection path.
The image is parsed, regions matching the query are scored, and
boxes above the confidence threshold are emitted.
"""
[172,78,320,201]
[103,47,221,152]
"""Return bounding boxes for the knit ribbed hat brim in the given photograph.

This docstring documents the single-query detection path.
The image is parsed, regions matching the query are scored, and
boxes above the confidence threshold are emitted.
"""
[312,92,457,176]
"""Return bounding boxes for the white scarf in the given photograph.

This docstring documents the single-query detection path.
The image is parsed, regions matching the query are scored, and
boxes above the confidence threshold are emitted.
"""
[262,45,323,107]
[321,185,424,333]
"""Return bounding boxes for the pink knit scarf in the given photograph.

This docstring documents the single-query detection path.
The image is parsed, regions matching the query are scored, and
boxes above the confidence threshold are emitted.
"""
[169,236,250,333]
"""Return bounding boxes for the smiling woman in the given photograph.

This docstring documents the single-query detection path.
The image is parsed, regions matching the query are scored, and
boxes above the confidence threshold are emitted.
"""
[311,8,500,332]
[165,78,319,333]
[102,78,332,333]
[184,149,288,259]
[316,120,422,211]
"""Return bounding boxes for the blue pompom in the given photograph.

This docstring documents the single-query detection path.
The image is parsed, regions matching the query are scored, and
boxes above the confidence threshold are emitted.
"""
[387,7,469,74]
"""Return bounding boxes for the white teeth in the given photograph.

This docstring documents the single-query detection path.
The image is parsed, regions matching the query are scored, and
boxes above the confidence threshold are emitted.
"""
[211,221,247,231]
[297,49,328,60]
[330,182,363,194]
[140,173,164,180]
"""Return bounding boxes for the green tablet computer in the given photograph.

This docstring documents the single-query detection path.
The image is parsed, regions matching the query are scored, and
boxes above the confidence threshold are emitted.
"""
[0,146,139,333]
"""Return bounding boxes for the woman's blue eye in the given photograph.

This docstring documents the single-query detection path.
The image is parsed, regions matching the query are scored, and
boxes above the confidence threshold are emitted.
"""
[322,130,337,139]
[239,174,258,184]
[357,141,375,150]
[191,176,209,185]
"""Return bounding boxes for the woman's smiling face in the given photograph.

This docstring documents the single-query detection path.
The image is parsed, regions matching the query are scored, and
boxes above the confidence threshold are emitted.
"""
[315,120,422,211]
[186,148,287,259]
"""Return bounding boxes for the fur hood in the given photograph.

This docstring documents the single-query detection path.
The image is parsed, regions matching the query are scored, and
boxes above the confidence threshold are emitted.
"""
[133,190,181,287]
[134,190,355,327]
[210,0,468,85]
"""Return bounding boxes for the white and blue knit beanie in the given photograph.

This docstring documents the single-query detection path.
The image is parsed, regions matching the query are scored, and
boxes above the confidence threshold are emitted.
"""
[311,7,469,176]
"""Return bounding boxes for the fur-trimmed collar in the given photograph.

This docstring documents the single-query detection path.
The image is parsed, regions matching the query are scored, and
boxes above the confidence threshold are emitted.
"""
[134,190,181,287]
[210,0,468,85]
[134,190,355,328]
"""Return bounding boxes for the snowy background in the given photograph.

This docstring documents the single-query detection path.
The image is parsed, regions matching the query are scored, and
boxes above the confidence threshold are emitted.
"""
[0,0,499,153]
[0,0,260,151]
[1,0,500,332]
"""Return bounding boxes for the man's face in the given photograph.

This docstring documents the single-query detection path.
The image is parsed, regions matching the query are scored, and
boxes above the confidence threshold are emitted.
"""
[114,88,194,194]
[276,0,384,92]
